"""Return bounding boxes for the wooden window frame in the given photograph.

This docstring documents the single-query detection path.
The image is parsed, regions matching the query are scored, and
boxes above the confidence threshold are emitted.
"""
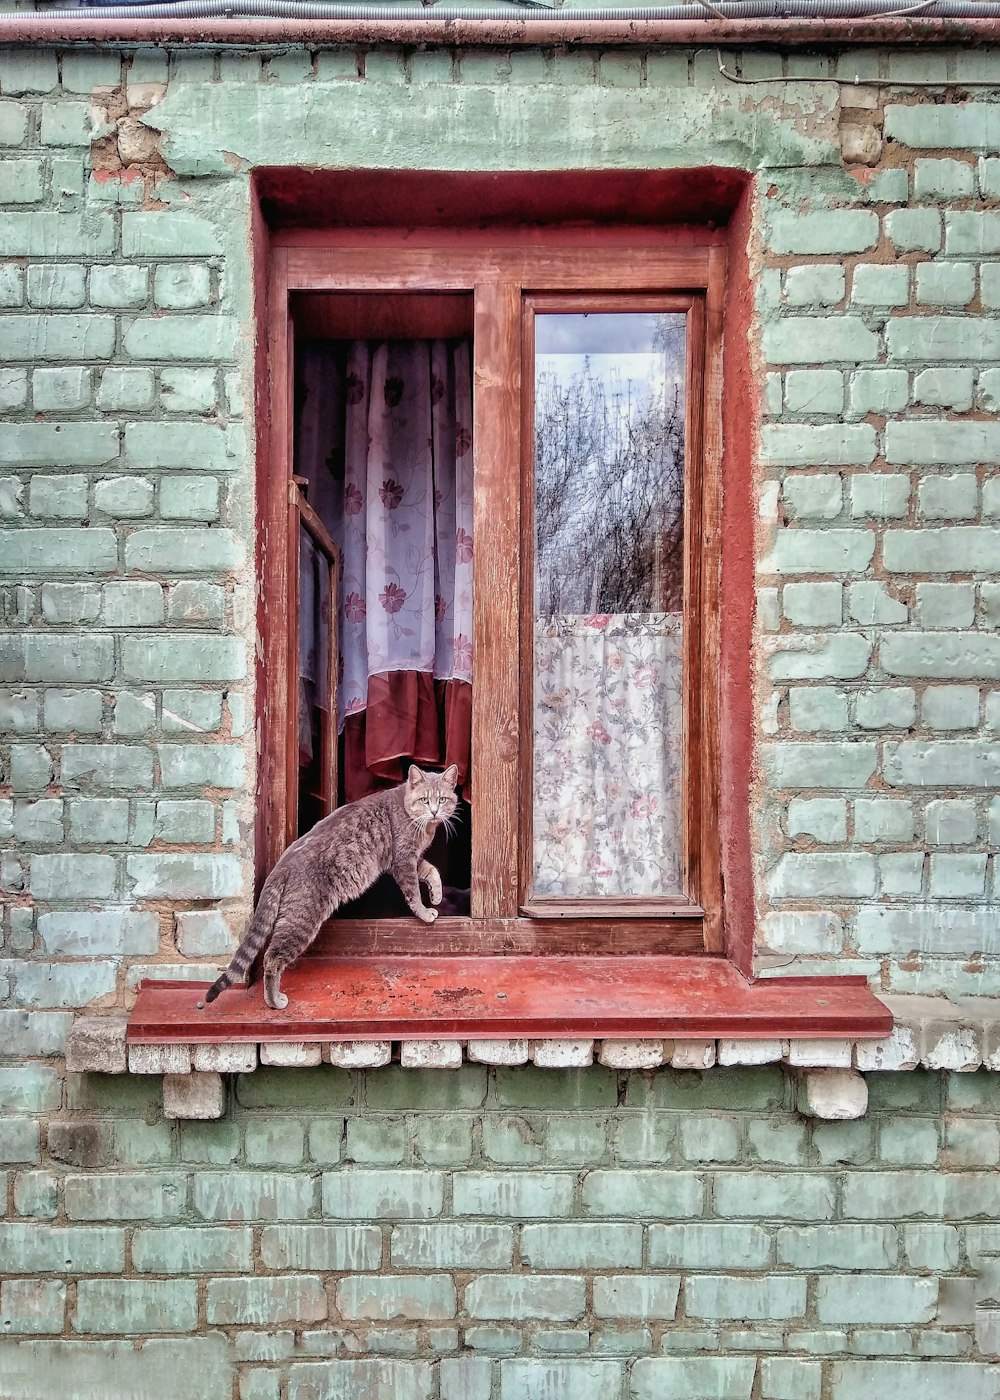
[258,228,726,960]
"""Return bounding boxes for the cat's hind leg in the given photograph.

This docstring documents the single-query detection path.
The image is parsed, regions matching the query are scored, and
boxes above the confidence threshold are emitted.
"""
[418,859,443,907]
[263,960,288,1012]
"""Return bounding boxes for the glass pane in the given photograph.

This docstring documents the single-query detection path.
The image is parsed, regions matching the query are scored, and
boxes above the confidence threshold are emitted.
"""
[532,311,686,899]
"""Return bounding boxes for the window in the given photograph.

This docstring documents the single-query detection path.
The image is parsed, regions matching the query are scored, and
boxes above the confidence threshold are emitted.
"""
[258,228,726,957]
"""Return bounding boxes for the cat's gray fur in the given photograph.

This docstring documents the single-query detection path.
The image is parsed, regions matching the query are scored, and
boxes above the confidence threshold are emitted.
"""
[206,764,459,1010]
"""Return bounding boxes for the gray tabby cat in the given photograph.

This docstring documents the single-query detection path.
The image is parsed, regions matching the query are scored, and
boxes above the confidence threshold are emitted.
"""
[206,764,459,1011]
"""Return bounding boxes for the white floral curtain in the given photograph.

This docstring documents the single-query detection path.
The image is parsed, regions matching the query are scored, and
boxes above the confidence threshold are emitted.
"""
[299,340,474,730]
[533,613,684,897]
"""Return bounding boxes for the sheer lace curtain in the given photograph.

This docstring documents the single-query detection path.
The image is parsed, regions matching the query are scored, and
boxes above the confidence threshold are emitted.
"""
[298,339,473,799]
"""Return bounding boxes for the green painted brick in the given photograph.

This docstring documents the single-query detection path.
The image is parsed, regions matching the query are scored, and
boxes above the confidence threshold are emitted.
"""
[94,477,155,518]
[124,527,243,574]
[155,798,215,844]
[816,1275,937,1325]
[0,1222,125,1272]
[26,265,86,309]
[0,158,42,203]
[322,1169,444,1220]
[336,1274,455,1321]
[0,310,115,357]
[30,853,116,900]
[193,1172,317,1221]
[581,1170,703,1218]
[414,1116,472,1167]
[494,1066,614,1110]
[0,212,114,260]
[235,1067,351,1109]
[126,853,242,899]
[0,1010,72,1057]
[0,1119,40,1164]
[0,422,117,467]
[37,910,157,956]
[13,798,64,843]
[593,1275,680,1320]
[206,1276,328,1326]
[888,318,1000,364]
[4,959,117,1008]
[344,1117,406,1165]
[761,1358,821,1400]
[122,635,246,683]
[91,266,151,311]
[649,1223,772,1270]
[768,210,878,255]
[123,212,222,257]
[0,102,29,146]
[160,474,220,520]
[103,581,164,627]
[160,689,223,732]
[125,422,238,471]
[180,1121,241,1165]
[453,1173,574,1219]
[916,582,975,630]
[239,1369,281,1400]
[763,317,879,365]
[520,1223,640,1269]
[686,1275,806,1321]
[260,1224,382,1271]
[245,1120,306,1167]
[0,1340,233,1400]
[913,368,974,411]
[783,264,845,307]
[367,1066,486,1111]
[123,315,238,362]
[74,1279,198,1335]
[28,474,89,518]
[0,530,117,577]
[916,262,975,308]
[764,424,873,467]
[466,1276,584,1322]
[501,1361,621,1399]
[61,744,154,790]
[154,264,212,310]
[157,744,245,789]
[287,1360,433,1400]
[0,688,36,733]
[679,1117,741,1163]
[714,1172,836,1220]
[640,1067,784,1112]
[482,1116,541,1166]
[97,367,155,411]
[777,1224,897,1268]
[65,1173,186,1221]
[8,743,51,789]
[13,1171,60,1219]
[0,1279,65,1334]
[161,367,218,414]
[40,583,101,624]
[851,263,909,306]
[888,420,1000,465]
[632,1358,756,1400]
[166,581,225,623]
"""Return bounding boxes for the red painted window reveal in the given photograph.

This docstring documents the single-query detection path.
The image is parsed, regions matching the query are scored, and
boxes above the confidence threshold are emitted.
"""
[128,169,890,1042]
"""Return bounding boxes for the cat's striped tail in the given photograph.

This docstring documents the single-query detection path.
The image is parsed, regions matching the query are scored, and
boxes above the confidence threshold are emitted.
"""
[204,873,285,1003]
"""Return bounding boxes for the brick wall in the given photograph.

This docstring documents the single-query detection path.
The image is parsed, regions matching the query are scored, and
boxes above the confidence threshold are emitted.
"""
[5,1063,1000,1396]
[1,39,1000,1396]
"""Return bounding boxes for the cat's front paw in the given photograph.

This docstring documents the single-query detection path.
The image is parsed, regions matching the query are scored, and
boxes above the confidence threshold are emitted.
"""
[266,990,289,1010]
[415,906,438,923]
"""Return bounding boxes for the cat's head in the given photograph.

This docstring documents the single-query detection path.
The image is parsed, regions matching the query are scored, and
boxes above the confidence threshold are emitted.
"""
[404,763,460,829]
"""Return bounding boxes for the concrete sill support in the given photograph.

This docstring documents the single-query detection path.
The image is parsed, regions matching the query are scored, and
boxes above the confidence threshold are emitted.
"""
[63,992,999,1120]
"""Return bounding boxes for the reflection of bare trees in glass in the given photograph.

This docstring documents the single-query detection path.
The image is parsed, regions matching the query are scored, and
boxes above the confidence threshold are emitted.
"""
[535,320,686,617]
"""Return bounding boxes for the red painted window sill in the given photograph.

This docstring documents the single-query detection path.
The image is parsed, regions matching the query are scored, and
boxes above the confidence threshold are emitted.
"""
[127,956,891,1045]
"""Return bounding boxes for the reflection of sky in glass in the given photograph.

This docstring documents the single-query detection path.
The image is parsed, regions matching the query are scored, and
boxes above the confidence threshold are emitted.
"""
[536,312,685,402]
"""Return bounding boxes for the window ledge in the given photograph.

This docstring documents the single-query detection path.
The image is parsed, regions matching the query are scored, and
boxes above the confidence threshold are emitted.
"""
[64,985,1000,1124]
[123,955,889,1044]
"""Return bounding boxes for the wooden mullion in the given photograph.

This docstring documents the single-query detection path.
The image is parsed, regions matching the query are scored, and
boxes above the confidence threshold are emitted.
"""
[471,280,522,919]
[260,246,292,878]
[698,245,727,954]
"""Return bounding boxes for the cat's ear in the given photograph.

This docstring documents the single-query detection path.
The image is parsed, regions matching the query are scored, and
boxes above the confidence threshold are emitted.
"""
[441,764,459,787]
[407,765,425,786]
